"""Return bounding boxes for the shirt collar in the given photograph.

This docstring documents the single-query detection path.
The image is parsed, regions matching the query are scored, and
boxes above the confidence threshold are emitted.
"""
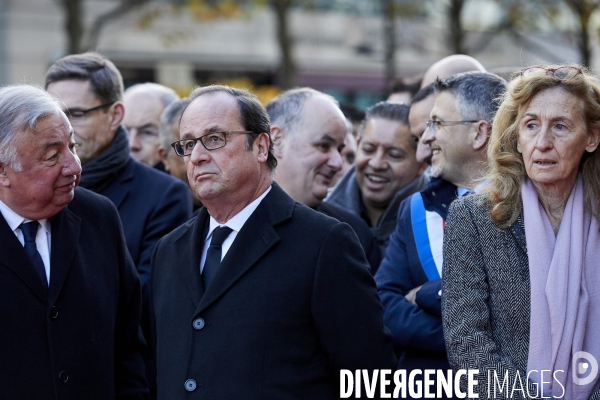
[0,199,50,234]
[207,185,272,240]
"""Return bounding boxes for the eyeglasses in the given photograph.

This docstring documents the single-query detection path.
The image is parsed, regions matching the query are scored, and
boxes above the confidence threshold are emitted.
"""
[64,101,115,118]
[520,66,583,81]
[171,131,255,156]
[426,120,478,135]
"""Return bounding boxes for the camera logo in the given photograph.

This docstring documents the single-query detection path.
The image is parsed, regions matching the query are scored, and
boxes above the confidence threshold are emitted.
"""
[573,351,598,386]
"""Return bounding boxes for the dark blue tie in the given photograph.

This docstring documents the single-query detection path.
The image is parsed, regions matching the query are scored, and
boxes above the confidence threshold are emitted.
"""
[202,226,233,288]
[20,221,48,288]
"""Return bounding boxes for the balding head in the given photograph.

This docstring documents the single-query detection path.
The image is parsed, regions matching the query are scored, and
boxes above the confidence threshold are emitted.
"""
[123,83,179,167]
[421,55,485,88]
[267,88,347,207]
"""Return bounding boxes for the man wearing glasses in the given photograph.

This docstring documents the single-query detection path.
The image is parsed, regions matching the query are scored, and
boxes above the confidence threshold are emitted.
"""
[45,52,192,398]
[123,82,179,171]
[151,85,396,399]
[374,71,507,398]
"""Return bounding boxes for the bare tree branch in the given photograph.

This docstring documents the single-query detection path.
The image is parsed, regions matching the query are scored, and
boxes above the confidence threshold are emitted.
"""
[271,0,296,89]
[85,0,152,51]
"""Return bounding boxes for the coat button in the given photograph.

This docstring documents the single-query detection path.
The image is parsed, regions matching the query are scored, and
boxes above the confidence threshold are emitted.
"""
[184,379,197,391]
[192,318,205,330]
[58,370,69,383]
[50,306,59,319]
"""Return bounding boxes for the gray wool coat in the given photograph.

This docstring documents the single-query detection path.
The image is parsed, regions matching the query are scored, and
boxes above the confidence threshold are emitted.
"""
[442,194,600,400]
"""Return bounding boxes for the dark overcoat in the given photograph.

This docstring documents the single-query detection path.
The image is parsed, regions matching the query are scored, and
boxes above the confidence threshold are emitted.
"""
[151,184,396,400]
[0,187,148,400]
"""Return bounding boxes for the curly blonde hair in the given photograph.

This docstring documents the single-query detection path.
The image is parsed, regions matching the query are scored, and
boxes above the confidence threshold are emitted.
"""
[483,64,600,227]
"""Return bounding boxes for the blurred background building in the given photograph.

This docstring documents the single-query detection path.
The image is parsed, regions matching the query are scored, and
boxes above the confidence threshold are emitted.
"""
[1,0,596,107]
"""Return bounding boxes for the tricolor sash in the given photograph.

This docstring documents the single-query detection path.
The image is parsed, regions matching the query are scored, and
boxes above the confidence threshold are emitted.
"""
[410,192,445,281]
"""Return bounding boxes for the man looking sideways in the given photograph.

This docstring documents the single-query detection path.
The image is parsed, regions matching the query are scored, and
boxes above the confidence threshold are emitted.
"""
[267,88,381,271]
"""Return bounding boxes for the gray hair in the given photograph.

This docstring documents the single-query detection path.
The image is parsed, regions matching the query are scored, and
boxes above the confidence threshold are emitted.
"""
[0,85,65,172]
[159,99,188,154]
[433,71,507,123]
[358,101,410,140]
[266,87,339,135]
[125,82,179,108]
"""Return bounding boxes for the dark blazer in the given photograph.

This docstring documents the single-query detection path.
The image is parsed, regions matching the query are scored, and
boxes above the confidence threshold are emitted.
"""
[442,194,600,400]
[326,166,429,255]
[375,177,457,399]
[314,201,382,274]
[100,156,192,287]
[151,184,396,400]
[0,187,147,400]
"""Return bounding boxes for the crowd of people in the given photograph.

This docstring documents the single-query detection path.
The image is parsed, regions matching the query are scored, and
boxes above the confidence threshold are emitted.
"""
[0,50,599,400]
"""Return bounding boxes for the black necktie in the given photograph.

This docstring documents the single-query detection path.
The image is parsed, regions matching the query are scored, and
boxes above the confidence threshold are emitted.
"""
[20,221,48,288]
[202,226,233,288]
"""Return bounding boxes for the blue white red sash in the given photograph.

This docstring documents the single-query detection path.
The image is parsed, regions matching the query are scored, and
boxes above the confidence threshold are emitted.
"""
[410,192,445,281]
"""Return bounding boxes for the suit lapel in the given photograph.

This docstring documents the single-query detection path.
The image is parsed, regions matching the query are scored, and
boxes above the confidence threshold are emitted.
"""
[196,184,293,314]
[176,210,208,307]
[0,214,48,303]
[48,207,80,303]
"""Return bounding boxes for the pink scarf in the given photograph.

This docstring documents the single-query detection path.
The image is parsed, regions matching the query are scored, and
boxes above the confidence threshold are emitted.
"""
[524,176,600,399]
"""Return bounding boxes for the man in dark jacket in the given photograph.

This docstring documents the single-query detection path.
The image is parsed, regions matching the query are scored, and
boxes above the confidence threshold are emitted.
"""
[45,52,192,397]
[45,53,192,284]
[375,71,507,398]
[151,85,396,399]
[266,87,381,272]
[0,85,147,400]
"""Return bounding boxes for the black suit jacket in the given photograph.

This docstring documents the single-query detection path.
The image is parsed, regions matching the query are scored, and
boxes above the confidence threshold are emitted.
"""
[151,184,396,400]
[0,187,147,400]
[315,201,382,274]
[100,157,192,287]
[100,156,192,391]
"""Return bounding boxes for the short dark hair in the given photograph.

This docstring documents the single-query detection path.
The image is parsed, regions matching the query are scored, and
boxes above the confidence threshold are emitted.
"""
[434,71,507,123]
[183,85,277,171]
[339,102,366,124]
[410,83,435,105]
[358,101,410,141]
[44,52,124,104]
[389,76,422,97]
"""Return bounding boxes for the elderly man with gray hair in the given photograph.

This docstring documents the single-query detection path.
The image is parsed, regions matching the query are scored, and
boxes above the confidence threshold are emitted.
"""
[0,84,147,399]
[123,82,179,170]
[267,87,381,272]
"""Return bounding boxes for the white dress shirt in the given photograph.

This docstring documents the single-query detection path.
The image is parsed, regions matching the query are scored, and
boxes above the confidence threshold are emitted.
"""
[200,186,271,273]
[0,199,51,284]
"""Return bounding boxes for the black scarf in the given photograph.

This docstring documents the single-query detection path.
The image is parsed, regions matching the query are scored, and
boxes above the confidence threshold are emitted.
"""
[79,126,130,193]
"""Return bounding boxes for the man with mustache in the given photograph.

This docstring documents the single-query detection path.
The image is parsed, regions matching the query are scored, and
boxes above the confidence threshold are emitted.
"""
[267,88,381,272]
[0,85,147,399]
